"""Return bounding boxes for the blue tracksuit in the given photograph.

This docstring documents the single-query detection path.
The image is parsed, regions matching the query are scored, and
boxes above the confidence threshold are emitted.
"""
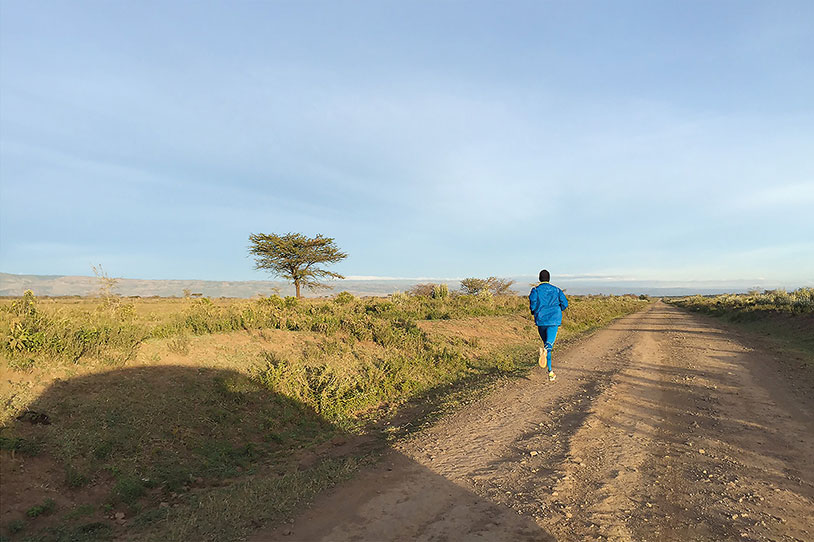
[529,282,569,371]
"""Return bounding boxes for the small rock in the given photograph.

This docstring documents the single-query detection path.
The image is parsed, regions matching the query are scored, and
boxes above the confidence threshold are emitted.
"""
[699,449,706,454]
[646,502,653,508]
[115,512,125,520]
[282,529,292,536]
[159,502,169,508]
[530,451,539,457]
[565,512,573,519]
[732,514,739,520]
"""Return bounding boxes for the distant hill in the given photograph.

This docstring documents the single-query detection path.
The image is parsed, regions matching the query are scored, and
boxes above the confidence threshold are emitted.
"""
[0,273,462,298]
[1,272,805,298]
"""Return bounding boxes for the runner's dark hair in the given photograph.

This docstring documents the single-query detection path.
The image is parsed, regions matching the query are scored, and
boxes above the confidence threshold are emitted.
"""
[539,269,550,282]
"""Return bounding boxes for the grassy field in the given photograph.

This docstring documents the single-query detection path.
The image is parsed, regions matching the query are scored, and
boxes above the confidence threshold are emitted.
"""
[667,288,814,369]
[1,291,649,542]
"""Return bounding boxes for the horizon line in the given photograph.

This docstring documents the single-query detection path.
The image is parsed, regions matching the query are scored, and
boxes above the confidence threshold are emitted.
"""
[1,271,811,288]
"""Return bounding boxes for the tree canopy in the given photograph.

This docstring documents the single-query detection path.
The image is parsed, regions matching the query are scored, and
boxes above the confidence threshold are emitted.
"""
[460,276,516,296]
[248,232,347,298]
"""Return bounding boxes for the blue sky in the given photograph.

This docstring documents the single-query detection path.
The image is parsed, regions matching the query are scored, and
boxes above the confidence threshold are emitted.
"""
[1,1,812,286]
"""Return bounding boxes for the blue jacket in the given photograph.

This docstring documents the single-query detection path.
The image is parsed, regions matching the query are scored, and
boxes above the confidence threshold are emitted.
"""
[529,282,569,326]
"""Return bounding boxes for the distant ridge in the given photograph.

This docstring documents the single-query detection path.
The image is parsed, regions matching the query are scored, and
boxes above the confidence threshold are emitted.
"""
[1,272,805,298]
[0,272,442,298]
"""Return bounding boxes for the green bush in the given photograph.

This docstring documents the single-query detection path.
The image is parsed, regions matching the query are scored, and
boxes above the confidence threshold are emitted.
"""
[431,284,450,299]
[333,291,355,304]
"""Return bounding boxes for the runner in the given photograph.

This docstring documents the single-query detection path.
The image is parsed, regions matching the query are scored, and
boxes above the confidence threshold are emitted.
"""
[529,269,569,381]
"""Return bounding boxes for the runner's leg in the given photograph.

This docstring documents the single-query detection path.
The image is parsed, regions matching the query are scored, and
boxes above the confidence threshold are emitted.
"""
[543,326,558,372]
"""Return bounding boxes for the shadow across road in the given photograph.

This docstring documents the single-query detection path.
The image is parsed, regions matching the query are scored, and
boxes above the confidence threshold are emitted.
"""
[2,365,554,542]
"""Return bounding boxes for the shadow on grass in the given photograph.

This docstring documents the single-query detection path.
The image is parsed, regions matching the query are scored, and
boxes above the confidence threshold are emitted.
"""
[1,365,553,542]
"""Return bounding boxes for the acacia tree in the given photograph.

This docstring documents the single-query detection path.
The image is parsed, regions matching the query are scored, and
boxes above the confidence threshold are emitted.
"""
[248,232,347,298]
[460,277,489,295]
[460,276,516,296]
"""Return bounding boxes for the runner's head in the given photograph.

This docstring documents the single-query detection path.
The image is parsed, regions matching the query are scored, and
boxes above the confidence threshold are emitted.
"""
[539,269,550,282]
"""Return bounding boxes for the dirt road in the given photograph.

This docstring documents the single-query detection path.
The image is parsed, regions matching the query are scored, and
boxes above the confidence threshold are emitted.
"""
[254,302,814,542]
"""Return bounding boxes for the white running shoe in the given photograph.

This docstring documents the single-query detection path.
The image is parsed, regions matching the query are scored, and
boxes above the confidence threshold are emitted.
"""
[548,371,556,382]
[538,347,547,368]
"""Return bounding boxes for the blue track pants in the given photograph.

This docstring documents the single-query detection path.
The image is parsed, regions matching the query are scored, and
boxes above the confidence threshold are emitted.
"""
[537,325,559,372]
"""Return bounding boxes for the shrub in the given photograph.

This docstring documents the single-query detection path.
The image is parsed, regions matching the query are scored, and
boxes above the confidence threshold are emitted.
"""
[333,291,355,305]
[0,291,148,364]
[167,334,191,355]
[431,284,450,299]
[407,283,435,296]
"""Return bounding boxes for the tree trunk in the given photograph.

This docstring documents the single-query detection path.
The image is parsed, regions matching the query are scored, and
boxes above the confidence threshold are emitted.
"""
[294,280,301,298]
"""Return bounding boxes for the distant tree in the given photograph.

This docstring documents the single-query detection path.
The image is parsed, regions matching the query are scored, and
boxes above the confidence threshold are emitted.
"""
[460,276,515,296]
[248,232,347,298]
[407,283,436,296]
[486,276,516,296]
[460,278,489,295]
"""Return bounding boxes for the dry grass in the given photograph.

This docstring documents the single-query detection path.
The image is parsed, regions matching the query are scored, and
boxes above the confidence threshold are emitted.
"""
[1,293,649,541]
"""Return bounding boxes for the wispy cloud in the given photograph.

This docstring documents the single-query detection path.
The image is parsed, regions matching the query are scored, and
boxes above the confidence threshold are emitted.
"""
[1,2,812,281]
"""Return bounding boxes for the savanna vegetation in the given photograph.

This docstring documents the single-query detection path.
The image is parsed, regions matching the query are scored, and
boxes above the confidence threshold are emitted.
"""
[1,289,649,541]
[459,277,516,296]
[668,288,814,315]
[248,232,347,299]
[667,288,814,368]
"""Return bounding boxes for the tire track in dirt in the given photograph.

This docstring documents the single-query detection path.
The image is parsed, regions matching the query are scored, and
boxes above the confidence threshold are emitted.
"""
[251,302,814,541]
[533,302,814,542]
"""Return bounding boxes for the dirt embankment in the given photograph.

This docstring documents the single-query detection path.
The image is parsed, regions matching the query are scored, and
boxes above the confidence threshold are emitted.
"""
[253,302,814,542]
